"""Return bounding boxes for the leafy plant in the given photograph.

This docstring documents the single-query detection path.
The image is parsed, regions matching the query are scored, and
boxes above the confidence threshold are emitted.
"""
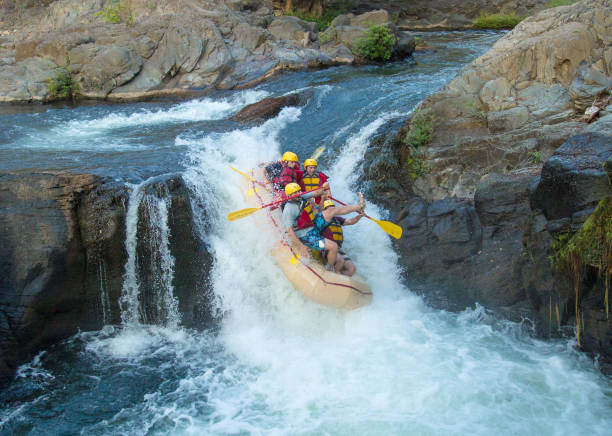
[551,197,612,346]
[529,150,542,164]
[466,101,486,121]
[48,56,78,100]
[356,24,396,62]
[405,111,434,149]
[473,12,523,29]
[547,0,578,7]
[95,0,134,25]
[402,111,434,180]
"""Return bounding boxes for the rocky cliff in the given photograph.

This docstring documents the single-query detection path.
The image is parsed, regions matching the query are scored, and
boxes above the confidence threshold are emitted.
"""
[365,0,612,368]
[0,0,414,103]
[0,172,214,385]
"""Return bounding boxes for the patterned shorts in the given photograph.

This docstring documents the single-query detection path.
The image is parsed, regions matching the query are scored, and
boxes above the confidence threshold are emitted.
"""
[299,228,326,251]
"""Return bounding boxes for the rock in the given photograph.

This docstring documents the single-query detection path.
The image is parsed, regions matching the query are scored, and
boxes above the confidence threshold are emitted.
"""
[230,89,314,122]
[0,172,214,385]
[269,15,318,47]
[0,0,359,103]
[389,0,612,201]
[347,0,549,31]
[531,132,612,220]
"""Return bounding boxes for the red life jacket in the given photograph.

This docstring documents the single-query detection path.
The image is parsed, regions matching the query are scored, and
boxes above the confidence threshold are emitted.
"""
[277,192,315,230]
[271,162,299,189]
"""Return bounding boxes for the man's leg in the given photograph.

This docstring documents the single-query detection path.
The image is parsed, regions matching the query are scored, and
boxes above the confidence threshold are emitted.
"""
[340,260,356,276]
[324,238,339,269]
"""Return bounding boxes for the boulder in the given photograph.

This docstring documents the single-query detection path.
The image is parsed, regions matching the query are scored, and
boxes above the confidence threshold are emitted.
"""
[531,131,612,220]
[230,89,314,122]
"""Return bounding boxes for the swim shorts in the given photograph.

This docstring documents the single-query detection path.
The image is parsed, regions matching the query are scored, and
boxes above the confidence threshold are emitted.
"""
[299,228,326,251]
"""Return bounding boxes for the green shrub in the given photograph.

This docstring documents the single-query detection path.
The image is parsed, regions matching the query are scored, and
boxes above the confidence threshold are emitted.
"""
[473,12,523,29]
[95,0,134,25]
[356,24,396,61]
[48,56,78,100]
[551,197,612,346]
[547,0,578,7]
[405,111,434,149]
[402,111,434,180]
[529,150,542,164]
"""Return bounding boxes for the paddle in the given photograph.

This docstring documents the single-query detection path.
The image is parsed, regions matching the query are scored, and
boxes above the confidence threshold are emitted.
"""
[310,145,325,161]
[329,196,403,239]
[227,189,314,222]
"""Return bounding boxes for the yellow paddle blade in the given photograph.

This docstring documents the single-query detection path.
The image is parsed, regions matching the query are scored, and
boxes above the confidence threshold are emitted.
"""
[369,217,403,239]
[247,187,258,196]
[230,165,256,182]
[227,206,262,221]
[290,254,301,265]
[310,145,325,161]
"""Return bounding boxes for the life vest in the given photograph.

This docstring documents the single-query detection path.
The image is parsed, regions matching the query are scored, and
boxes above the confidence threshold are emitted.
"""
[289,198,315,230]
[302,172,322,192]
[271,162,298,189]
[325,218,344,247]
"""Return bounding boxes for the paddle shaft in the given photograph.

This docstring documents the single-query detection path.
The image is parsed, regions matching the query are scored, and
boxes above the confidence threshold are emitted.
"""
[230,166,267,188]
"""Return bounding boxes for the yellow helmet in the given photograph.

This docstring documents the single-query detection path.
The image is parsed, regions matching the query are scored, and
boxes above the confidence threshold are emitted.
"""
[323,199,335,209]
[285,182,301,196]
[304,158,317,168]
[282,151,299,162]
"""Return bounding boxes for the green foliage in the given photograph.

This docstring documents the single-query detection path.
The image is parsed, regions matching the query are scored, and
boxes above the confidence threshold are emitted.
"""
[319,25,336,44]
[403,111,434,180]
[404,111,434,149]
[413,36,426,47]
[287,1,352,31]
[466,101,486,121]
[473,12,523,29]
[551,197,612,344]
[356,24,396,62]
[95,0,134,25]
[48,56,78,100]
[529,150,542,164]
[547,0,578,7]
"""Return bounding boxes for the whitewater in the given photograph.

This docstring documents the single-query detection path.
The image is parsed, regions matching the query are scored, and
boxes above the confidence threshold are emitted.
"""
[0,32,610,435]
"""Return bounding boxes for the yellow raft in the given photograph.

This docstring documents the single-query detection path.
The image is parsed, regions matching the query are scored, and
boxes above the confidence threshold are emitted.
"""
[242,168,372,310]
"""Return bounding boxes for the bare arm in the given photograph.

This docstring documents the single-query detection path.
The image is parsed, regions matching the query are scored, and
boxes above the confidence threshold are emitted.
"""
[343,213,364,226]
[287,227,310,257]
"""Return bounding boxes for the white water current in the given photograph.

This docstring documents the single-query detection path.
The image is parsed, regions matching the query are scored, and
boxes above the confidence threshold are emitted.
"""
[2,78,611,435]
[108,96,609,434]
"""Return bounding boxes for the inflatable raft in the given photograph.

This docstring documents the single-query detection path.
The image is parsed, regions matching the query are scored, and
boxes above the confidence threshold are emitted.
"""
[241,167,372,310]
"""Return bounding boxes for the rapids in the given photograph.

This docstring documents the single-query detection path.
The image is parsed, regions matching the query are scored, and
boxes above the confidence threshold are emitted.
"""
[1,31,611,435]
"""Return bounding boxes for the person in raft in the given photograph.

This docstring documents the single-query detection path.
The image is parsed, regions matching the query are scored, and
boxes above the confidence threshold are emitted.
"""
[302,158,328,204]
[264,151,305,191]
[282,182,365,272]
[318,198,364,276]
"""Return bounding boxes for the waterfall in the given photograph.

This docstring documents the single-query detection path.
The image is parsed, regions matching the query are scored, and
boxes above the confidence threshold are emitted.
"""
[119,179,181,328]
[98,259,111,325]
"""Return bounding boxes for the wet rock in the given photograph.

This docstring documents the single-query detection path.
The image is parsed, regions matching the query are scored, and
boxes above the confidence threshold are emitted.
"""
[531,132,612,220]
[0,172,214,385]
[230,89,314,122]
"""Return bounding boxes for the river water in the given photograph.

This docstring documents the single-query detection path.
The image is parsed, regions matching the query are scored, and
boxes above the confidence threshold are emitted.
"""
[1,31,611,435]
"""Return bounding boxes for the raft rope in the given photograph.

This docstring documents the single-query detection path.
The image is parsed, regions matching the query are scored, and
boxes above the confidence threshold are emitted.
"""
[250,174,372,296]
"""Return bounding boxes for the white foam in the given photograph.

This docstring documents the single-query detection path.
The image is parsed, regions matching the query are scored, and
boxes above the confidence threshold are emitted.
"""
[63,90,269,136]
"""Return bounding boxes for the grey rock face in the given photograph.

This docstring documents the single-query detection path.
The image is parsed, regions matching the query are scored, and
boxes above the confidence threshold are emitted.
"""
[0,172,214,385]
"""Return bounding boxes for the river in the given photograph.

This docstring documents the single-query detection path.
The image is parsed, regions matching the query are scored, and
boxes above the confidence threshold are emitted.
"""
[1,31,611,435]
